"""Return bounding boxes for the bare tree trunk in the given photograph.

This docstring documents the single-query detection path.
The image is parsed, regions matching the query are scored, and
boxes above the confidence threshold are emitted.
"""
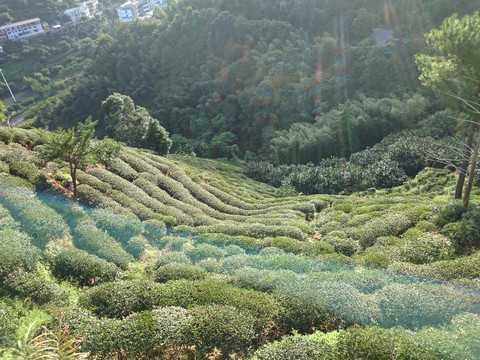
[455,123,475,199]
[463,131,480,207]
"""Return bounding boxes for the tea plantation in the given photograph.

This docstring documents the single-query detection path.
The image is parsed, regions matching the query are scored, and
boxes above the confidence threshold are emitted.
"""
[0,127,479,359]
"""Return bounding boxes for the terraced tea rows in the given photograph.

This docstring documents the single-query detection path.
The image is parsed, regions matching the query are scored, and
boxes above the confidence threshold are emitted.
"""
[79,148,318,242]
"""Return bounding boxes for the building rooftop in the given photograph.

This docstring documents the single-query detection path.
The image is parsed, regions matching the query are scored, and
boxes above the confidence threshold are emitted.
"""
[0,18,41,30]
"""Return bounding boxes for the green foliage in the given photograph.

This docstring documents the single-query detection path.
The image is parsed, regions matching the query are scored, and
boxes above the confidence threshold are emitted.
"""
[52,248,123,286]
[400,233,452,264]
[154,263,207,283]
[102,93,171,155]
[73,219,133,269]
[0,229,39,285]
[252,331,339,360]
[125,236,148,259]
[142,219,168,244]
[338,326,442,360]
[5,269,69,306]
[155,251,192,267]
[184,243,227,262]
[79,280,163,318]
[375,283,460,329]
[186,304,255,359]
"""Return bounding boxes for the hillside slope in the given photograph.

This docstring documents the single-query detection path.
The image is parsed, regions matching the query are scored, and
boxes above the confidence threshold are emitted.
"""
[1,127,480,359]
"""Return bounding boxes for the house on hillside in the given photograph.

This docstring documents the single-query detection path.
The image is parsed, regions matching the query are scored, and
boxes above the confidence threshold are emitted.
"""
[64,4,91,22]
[85,0,99,14]
[116,0,167,21]
[0,18,45,41]
[116,1,142,22]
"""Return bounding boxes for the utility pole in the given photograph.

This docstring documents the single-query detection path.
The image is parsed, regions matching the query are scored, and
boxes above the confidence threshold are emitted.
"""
[0,68,17,103]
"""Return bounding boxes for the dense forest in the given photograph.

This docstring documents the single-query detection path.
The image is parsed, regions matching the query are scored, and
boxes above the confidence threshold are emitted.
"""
[1,0,477,162]
[2,1,480,359]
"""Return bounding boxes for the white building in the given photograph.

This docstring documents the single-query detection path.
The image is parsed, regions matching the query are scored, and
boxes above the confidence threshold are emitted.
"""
[64,4,91,22]
[146,0,168,11]
[85,0,99,14]
[116,1,142,22]
[0,18,45,41]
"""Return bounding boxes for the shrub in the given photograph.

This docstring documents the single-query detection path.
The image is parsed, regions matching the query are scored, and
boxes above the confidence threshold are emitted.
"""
[52,248,123,286]
[17,205,70,249]
[184,243,227,262]
[185,305,255,359]
[0,229,39,284]
[126,236,149,259]
[0,300,20,348]
[324,236,358,256]
[155,251,192,267]
[73,219,133,269]
[76,183,120,209]
[375,283,460,329]
[356,213,412,248]
[152,306,192,347]
[163,235,189,251]
[338,326,442,360]
[154,263,207,283]
[197,258,223,273]
[107,158,138,181]
[361,252,391,269]
[400,233,452,264]
[156,279,281,332]
[79,280,164,318]
[253,331,339,360]
[5,270,69,305]
[0,160,9,173]
[142,219,167,244]
[435,203,467,228]
[224,244,246,256]
[388,252,480,281]
[90,208,143,245]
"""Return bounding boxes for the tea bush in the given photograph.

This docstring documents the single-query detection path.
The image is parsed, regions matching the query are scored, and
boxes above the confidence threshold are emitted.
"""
[400,233,452,264]
[5,269,69,305]
[73,219,133,269]
[126,236,149,259]
[186,304,255,359]
[0,229,39,285]
[79,280,164,318]
[374,283,460,329]
[154,263,207,283]
[52,248,123,286]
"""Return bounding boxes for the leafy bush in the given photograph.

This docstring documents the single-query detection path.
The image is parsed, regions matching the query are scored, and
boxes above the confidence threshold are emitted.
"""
[155,251,192,267]
[435,203,467,228]
[163,235,189,251]
[126,236,148,259]
[142,219,167,244]
[152,306,192,347]
[154,263,207,283]
[52,248,123,286]
[0,229,39,285]
[338,326,442,360]
[73,219,133,269]
[388,252,480,281]
[185,305,255,359]
[79,280,163,318]
[0,300,20,348]
[355,213,412,248]
[375,283,460,329]
[184,243,227,262]
[5,270,69,305]
[17,205,70,249]
[253,331,339,360]
[90,208,143,245]
[324,236,358,256]
[400,233,452,264]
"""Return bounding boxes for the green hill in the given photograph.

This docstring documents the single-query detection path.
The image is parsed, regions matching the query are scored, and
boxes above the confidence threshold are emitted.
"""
[1,126,480,359]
